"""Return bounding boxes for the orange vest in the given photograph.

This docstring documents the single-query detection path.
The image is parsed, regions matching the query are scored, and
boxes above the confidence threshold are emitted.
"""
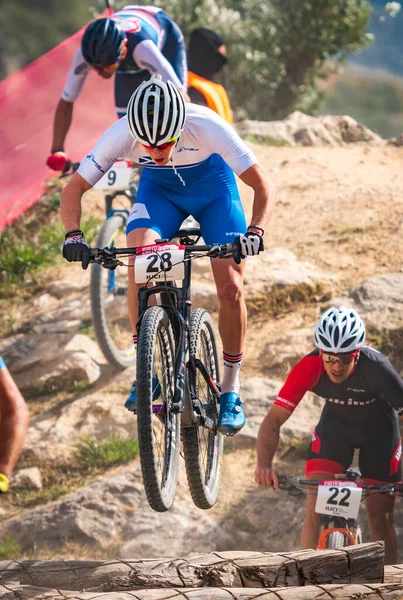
[188,71,233,124]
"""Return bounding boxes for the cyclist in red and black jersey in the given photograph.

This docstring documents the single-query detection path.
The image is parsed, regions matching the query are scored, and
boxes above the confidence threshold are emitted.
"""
[255,306,403,563]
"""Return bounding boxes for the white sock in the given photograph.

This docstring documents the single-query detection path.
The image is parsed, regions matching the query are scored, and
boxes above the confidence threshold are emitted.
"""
[221,351,243,394]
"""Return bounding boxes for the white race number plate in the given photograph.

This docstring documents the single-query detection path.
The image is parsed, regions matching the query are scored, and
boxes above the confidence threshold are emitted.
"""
[135,244,185,282]
[315,481,362,519]
[94,160,133,190]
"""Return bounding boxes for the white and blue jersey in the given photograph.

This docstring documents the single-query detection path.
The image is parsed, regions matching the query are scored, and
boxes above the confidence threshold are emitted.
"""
[78,103,258,244]
[62,6,187,116]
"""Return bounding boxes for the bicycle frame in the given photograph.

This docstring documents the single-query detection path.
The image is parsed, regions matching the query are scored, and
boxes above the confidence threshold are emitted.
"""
[136,241,221,430]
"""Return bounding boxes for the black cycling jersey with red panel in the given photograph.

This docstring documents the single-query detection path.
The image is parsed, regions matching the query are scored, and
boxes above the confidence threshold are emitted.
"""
[274,346,403,481]
[275,346,403,420]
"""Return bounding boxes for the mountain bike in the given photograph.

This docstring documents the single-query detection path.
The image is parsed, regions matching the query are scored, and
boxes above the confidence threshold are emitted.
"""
[278,470,403,549]
[62,159,141,369]
[89,228,241,512]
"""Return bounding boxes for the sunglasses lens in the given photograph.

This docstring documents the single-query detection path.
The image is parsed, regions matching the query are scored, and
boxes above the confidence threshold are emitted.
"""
[324,352,355,365]
[141,136,179,151]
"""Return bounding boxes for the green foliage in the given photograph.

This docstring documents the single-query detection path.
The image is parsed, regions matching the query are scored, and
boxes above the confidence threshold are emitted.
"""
[11,485,68,509]
[156,0,372,119]
[0,194,63,294]
[77,434,139,471]
[0,0,106,78]
[0,192,100,298]
[0,535,21,559]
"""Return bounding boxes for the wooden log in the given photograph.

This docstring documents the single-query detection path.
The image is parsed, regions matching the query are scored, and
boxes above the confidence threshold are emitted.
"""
[0,583,403,600]
[384,564,403,584]
[0,543,384,591]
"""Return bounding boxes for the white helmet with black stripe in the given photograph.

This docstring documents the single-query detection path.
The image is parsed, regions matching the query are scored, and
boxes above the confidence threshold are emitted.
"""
[314,305,366,353]
[127,74,186,147]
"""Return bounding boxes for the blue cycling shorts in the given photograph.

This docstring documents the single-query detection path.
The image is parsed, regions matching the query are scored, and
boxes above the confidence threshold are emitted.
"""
[126,165,246,244]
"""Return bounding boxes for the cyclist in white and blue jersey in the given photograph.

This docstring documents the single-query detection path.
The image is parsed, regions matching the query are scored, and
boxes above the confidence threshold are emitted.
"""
[0,357,29,493]
[47,6,188,172]
[60,75,277,435]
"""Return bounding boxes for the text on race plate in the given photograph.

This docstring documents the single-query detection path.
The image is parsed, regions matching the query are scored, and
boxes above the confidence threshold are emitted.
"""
[135,244,185,283]
[94,160,134,191]
[315,481,363,519]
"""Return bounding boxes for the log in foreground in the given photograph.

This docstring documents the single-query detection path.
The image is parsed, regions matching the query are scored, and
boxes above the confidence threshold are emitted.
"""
[384,564,403,583]
[0,543,384,591]
[0,583,402,600]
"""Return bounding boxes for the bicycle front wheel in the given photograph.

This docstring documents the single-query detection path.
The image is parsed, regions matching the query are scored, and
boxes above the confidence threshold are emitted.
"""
[136,306,180,512]
[183,309,223,509]
[90,214,135,370]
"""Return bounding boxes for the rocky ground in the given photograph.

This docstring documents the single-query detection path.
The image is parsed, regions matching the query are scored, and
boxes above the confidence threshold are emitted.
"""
[1,115,403,561]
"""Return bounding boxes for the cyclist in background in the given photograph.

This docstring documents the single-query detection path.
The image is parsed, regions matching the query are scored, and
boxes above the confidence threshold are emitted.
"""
[59,75,277,436]
[255,306,403,563]
[47,5,188,172]
[0,357,29,493]
[187,27,233,123]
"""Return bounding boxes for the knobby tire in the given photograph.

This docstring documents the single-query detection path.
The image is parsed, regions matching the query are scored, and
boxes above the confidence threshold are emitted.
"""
[182,309,223,509]
[136,306,179,512]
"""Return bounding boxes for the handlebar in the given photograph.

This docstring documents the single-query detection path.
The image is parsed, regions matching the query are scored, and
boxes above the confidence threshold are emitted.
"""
[277,475,403,495]
[89,241,236,270]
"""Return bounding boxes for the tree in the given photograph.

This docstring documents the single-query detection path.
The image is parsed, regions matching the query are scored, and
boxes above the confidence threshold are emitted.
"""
[0,0,106,79]
[151,0,373,120]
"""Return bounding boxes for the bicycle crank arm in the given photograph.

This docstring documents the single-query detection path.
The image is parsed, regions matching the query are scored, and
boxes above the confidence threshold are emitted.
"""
[193,358,221,398]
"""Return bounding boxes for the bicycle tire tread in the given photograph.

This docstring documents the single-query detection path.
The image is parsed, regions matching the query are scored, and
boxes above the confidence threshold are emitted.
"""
[182,309,223,509]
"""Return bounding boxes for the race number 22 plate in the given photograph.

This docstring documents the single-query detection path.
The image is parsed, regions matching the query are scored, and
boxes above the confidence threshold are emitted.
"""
[315,481,362,519]
[94,160,133,191]
[135,244,185,282]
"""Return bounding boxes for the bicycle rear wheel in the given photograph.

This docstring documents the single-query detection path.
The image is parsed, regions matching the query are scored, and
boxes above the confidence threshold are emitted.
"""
[136,306,180,512]
[327,531,348,548]
[182,309,223,509]
[90,214,135,369]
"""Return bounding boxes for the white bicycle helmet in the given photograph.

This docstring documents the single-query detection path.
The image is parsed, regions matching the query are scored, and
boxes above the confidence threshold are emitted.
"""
[127,75,186,147]
[314,306,366,353]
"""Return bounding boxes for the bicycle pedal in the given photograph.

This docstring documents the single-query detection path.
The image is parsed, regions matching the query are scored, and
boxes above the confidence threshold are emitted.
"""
[171,401,183,413]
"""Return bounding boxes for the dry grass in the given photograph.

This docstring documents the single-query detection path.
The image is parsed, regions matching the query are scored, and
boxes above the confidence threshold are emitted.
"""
[246,282,330,320]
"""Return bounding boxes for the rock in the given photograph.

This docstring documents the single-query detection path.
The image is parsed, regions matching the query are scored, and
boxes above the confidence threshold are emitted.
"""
[388,133,403,147]
[326,273,403,330]
[12,467,43,490]
[48,276,89,299]
[0,467,234,556]
[244,248,337,293]
[239,376,323,441]
[32,293,56,309]
[348,273,403,329]
[259,328,314,374]
[3,333,106,392]
[24,384,137,458]
[236,112,383,147]
[32,320,82,334]
[32,298,92,324]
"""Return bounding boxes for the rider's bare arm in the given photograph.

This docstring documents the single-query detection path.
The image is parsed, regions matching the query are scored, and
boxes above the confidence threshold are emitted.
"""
[51,99,74,153]
[60,172,93,232]
[239,163,276,232]
[255,404,291,489]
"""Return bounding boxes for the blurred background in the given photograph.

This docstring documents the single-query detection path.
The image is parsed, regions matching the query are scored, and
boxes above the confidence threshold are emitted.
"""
[1,0,402,137]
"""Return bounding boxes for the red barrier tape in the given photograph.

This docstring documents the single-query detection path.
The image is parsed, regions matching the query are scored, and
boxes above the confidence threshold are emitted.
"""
[0,10,115,233]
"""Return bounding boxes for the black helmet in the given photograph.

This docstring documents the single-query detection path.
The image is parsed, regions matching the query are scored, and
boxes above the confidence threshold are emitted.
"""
[81,18,125,67]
